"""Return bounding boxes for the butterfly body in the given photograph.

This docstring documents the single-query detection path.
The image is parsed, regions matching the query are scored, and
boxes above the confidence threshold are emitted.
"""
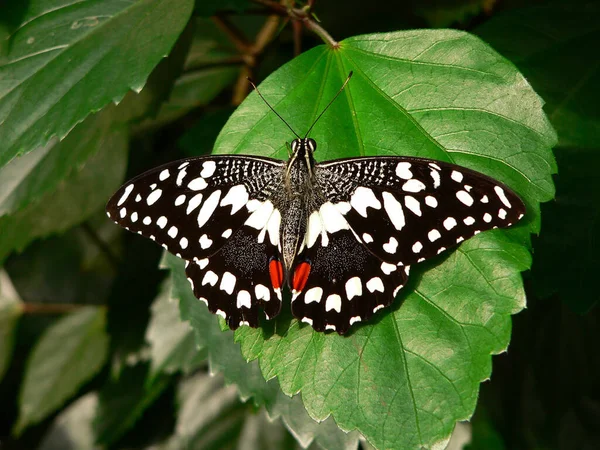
[107,136,525,334]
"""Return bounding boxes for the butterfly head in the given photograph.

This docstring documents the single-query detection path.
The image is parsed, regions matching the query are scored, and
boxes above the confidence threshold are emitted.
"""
[291,138,317,156]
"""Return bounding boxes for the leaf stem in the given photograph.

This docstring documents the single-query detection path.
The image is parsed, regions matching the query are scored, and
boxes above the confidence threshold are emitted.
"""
[250,0,339,48]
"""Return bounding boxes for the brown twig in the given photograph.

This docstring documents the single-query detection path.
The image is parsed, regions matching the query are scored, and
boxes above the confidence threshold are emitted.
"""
[250,0,338,48]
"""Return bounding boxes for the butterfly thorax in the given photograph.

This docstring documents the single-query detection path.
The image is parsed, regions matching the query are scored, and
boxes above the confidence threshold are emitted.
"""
[280,138,318,272]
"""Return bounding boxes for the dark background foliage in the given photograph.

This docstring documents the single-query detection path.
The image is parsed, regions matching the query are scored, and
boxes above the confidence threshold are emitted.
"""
[0,0,598,449]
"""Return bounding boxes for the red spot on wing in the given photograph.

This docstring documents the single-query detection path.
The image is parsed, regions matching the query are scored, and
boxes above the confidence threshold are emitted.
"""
[269,259,284,290]
[292,262,311,292]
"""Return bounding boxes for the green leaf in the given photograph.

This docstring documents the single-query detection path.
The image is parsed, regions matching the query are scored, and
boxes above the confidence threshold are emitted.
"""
[38,392,99,450]
[0,110,128,264]
[146,279,206,378]
[475,0,600,148]
[166,253,361,450]
[208,30,554,449]
[0,0,194,167]
[0,270,23,383]
[94,363,171,446]
[14,306,109,435]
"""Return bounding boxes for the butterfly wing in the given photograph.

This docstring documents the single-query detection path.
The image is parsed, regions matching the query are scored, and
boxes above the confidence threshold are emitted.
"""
[315,157,525,266]
[106,155,286,327]
[289,157,525,334]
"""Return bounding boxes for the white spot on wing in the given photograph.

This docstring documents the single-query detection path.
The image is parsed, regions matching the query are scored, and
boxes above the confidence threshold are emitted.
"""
[451,170,463,183]
[157,216,168,229]
[402,179,426,193]
[188,177,207,191]
[197,190,221,228]
[456,190,474,206]
[495,186,512,208]
[267,209,281,246]
[362,233,374,243]
[186,193,203,215]
[179,237,188,249]
[306,211,323,248]
[130,211,138,222]
[255,284,270,301]
[167,226,178,238]
[499,208,507,219]
[159,169,170,181]
[237,290,251,309]
[382,192,405,230]
[222,229,233,238]
[202,271,218,286]
[199,234,213,249]
[143,216,151,225]
[345,277,362,300]
[412,241,423,253]
[396,162,412,179]
[320,202,349,233]
[117,184,134,206]
[220,185,249,214]
[301,317,313,326]
[430,170,441,188]
[425,196,438,208]
[220,272,236,295]
[350,187,381,217]
[175,194,186,206]
[483,213,492,223]
[245,200,272,230]
[428,229,441,242]
[464,216,475,225]
[366,277,384,293]
[381,262,396,274]
[147,189,162,205]
[404,196,422,216]
[443,217,457,230]
[383,237,398,253]
[201,161,216,178]
[325,294,341,313]
[349,316,362,325]
[304,287,323,304]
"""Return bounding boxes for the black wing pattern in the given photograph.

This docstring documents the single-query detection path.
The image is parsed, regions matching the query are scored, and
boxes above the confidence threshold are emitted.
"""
[289,157,525,333]
[106,155,286,328]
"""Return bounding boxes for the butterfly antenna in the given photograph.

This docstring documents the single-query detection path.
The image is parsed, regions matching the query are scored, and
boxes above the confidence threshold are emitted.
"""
[304,71,353,139]
[247,77,301,139]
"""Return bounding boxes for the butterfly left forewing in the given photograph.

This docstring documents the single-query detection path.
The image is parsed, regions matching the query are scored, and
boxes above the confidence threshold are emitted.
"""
[316,157,525,267]
[106,155,285,261]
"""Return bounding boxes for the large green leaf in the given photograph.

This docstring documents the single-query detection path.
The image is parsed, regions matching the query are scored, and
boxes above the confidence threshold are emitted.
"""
[203,30,553,449]
[0,0,194,167]
[0,270,23,383]
[14,306,109,435]
[165,253,361,450]
[475,0,600,148]
[0,110,128,263]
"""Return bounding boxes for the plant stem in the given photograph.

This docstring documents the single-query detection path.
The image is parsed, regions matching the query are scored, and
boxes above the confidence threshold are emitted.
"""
[250,0,338,48]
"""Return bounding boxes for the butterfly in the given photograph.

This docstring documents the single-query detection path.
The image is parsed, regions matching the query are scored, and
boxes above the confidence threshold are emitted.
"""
[106,73,525,334]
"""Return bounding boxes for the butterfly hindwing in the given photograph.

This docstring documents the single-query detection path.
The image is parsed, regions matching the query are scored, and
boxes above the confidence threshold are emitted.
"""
[106,155,285,261]
[184,224,283,329]
[316,157,525,266]
[289,221,409,334]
